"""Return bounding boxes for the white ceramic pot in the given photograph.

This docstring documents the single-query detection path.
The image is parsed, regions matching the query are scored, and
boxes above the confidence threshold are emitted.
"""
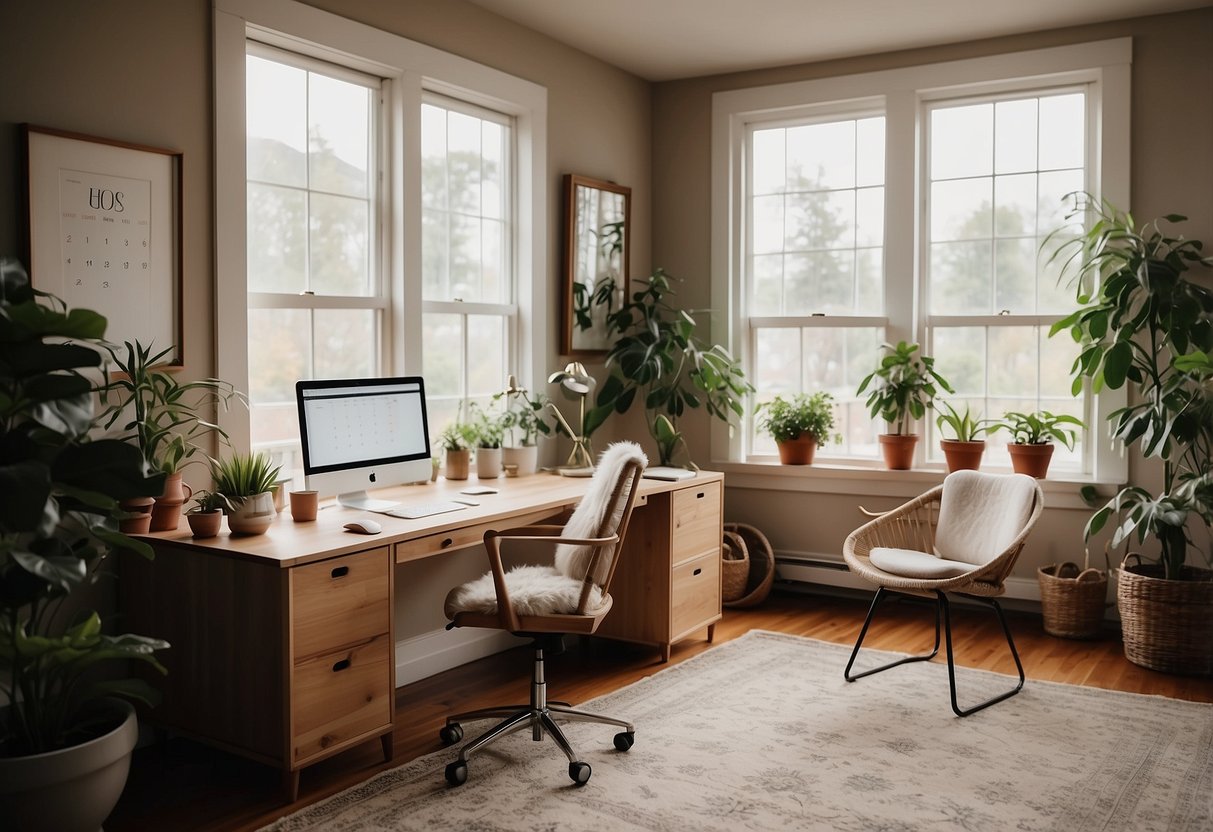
[226,491,275,535]
[476,447,503,479]
[0,699,138,832]
[501,445,539,476]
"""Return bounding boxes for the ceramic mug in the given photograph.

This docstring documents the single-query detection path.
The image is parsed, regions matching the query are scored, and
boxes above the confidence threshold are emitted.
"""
[290,490,319,521]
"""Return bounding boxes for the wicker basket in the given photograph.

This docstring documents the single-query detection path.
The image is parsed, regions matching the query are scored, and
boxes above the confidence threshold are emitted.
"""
[722,522,775,609]
[721,530,750,603]
[1117,556,1213,676]
[1037,562,1107,639]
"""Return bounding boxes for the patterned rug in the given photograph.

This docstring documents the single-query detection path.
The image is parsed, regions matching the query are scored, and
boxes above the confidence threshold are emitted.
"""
[262,630,1213,831]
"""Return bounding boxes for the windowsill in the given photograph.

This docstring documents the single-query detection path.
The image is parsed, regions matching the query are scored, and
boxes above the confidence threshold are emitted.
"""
[712,459,1120,510]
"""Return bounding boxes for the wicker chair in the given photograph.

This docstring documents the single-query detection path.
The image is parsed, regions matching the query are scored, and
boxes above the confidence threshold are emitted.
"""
[842,470,1044,716]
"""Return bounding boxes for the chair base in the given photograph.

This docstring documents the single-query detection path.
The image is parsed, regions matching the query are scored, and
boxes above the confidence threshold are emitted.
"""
[441,644,635,786]
[844,587,1025,717]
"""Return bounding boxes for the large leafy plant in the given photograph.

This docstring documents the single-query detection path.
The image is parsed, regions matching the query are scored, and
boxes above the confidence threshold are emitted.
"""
[1048,195,1213,579]
[591,268,752,467]
[0,258,167,757]
[857,341,953,435]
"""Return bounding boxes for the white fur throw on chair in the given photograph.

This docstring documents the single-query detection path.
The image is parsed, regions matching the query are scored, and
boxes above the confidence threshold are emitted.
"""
[444,441,648,618]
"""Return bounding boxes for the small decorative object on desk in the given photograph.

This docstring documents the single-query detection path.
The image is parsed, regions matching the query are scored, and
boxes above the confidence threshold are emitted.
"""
[547,362,597,474]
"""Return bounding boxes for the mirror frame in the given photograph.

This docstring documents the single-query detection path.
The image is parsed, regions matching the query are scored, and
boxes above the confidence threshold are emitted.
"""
[561,174,631,356]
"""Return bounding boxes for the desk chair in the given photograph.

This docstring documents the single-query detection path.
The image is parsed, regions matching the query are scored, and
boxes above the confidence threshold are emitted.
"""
[440,442,647,786]
[842,470,1043,716]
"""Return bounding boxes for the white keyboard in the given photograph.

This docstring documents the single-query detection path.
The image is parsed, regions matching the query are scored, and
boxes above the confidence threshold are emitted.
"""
[385,501,469,520]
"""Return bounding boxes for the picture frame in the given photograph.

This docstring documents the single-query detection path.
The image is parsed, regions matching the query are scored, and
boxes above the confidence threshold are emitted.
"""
[562,174,630,356]
[23,124,184,367]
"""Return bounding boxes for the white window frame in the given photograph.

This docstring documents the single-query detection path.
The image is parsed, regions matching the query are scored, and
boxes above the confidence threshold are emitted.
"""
[213,0,547,451]
[711,38,1131,502]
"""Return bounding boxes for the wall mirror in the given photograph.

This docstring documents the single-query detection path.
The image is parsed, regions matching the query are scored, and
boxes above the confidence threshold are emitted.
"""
[562,174,630,355]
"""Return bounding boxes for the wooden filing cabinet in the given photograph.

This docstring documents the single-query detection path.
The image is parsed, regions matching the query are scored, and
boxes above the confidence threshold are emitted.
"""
[122,542,395,800]
[595,477,723,660]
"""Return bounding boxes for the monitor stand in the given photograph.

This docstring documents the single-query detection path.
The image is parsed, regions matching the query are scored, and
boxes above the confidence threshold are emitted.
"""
[337,491,401,513]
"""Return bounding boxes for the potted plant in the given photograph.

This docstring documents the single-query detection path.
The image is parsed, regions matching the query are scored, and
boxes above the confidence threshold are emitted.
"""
[437,418,477,481]
[592,268,753,467]
[496,375,551,476]
[993,410,1082,479]
[468,401,506,479]
[100,340,242,532]
[210,451,281,535]
[756,392,841,465]
[0,258,169,830]
[935,401,997,472]
[1049,195,1213,674]
[857,340,953,470]
[185,489,230,539]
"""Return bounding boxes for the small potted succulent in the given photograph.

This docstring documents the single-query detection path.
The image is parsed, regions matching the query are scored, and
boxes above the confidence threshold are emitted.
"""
[468,401,507,479]
[993,410,1083,478]
[756,392,841,465]
[857,340,953,469]
[438,418,477,481]
[185,489,230,539]
[210,451,281,535]
[935,401,997,472]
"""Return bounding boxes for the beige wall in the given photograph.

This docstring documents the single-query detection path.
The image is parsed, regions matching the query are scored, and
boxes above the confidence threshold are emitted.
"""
[650,8,1213,582]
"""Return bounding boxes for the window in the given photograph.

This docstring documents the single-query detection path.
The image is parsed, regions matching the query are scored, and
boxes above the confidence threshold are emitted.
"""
[714,39,1130,482]
[214,0,547,471]
[421,97,513,431]
[245,46,384,465]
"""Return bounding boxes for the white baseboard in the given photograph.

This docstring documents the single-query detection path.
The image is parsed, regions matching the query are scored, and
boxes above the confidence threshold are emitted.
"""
[395,627,526,687]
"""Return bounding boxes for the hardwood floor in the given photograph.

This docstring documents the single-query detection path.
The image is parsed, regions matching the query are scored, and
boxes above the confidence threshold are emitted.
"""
[107,588,1213,831]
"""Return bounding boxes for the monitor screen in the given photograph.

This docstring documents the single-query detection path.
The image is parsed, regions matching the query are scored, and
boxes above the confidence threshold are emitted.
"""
[295,376,433,510]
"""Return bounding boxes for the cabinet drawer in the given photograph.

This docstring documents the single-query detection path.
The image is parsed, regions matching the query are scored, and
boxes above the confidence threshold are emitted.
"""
[292,548,389,660]
[394,507,564,564]
[292,635,392,764]
[670,550,721,638]
[671,482,721,562]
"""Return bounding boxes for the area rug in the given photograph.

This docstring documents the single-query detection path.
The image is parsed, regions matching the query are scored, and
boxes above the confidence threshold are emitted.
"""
[262,630,1213,831]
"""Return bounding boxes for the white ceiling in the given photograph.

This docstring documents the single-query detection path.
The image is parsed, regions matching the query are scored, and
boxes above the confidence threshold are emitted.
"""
[469,0,1210,81]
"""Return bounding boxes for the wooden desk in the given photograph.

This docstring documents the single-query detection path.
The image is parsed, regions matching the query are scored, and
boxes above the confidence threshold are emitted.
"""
[121,470,722,798]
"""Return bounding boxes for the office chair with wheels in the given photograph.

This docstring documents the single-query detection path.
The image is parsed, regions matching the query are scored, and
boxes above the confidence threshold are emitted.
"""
[842,469,1043,716]
[440,441,647,786]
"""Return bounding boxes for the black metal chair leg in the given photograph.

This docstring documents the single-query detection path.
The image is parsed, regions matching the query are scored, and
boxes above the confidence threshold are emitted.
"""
[844,587,942,682]
[940,592,1025,717]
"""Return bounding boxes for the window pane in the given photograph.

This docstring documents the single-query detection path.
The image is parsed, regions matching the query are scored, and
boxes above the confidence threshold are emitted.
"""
[309,73,370,197]
[467,315,505,397]
[787,120,855,190]
[933,327,986,396]
[855,117,885,187]
[931,178,992,242]
[1039,93,1085,171]
[309,193,369,295]
[786,191,854,251]
[248,308,310,446]
[423,313,463,398]
[752,128,785,195]
[994,238,1035,313]
[421,104,448,208]
[931,103,992,180]
[995,98,1037,175]
[752,195,784,255]
[929,241,991,315]
[751,254,783,315]
[247,55,306,188]
[247,183,306,293]
[993,174,1036,237]
[314,309,377,380]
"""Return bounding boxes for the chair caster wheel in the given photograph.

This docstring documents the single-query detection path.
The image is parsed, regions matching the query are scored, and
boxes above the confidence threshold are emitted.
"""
[613,731,635,751]
[439,723,463,745]
[569,761,592,785]
[445,760,468,786]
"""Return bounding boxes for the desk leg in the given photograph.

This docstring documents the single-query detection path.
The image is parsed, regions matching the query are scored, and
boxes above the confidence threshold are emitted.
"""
[661,643,671,663]
[282,768,301,803]
[707,623,716,643]
[380,732,394,762]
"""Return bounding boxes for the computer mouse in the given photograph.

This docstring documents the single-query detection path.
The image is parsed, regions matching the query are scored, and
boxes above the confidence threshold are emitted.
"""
[343,519,382,535]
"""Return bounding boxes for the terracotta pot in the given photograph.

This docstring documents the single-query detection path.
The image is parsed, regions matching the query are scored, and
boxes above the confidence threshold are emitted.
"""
[0,699,137,832]
[476,447,502,479]
[776,434,818,465]
[445,449,470,481]
[878,433,918,470]
[117,497,154,534]
[226,491,275,535]
[501,445,539,476]
[1007,442,1054,478]
[186,509,223,539]
[149,473,192,532]
[940,439,985,472]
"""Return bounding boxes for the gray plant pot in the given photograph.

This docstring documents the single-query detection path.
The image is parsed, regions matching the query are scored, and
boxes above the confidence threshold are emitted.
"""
[0,698,138,832]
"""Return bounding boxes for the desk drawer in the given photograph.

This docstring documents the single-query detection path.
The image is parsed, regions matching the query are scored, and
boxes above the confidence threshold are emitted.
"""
[394,507,565,564]
[671,482,721,563]
[292,635,392,764]
[671,550,720,638]
[292,548,390,659]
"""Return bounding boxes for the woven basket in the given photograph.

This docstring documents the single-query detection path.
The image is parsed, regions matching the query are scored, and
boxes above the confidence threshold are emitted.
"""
[721,530,750,603]
[1117,556,1213,677]
[722,522,775,609]
[1037,562,1107,639]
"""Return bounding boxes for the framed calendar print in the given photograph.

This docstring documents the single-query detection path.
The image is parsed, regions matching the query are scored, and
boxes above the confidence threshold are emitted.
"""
[23,125,184,367]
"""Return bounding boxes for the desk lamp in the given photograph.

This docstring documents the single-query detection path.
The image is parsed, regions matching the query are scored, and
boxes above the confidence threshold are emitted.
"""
[547,362,596,475]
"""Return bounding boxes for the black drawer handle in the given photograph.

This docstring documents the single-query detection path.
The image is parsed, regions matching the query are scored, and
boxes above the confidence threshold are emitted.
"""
[441,537,454,549]
[331,566,349,579]
[696,491,705,499]
[693,567,703,576]
[332,658,351,673]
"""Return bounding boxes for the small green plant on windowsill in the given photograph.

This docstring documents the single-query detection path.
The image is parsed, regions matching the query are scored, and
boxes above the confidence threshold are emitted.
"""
[935,401,997,443]
[993,410,1083,447]
[755,392,841,466]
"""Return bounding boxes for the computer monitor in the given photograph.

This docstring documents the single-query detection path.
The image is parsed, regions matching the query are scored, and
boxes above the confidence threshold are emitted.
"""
[295,376,433,511]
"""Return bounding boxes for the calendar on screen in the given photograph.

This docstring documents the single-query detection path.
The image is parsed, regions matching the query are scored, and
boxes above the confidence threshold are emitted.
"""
[24,126,182,366]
